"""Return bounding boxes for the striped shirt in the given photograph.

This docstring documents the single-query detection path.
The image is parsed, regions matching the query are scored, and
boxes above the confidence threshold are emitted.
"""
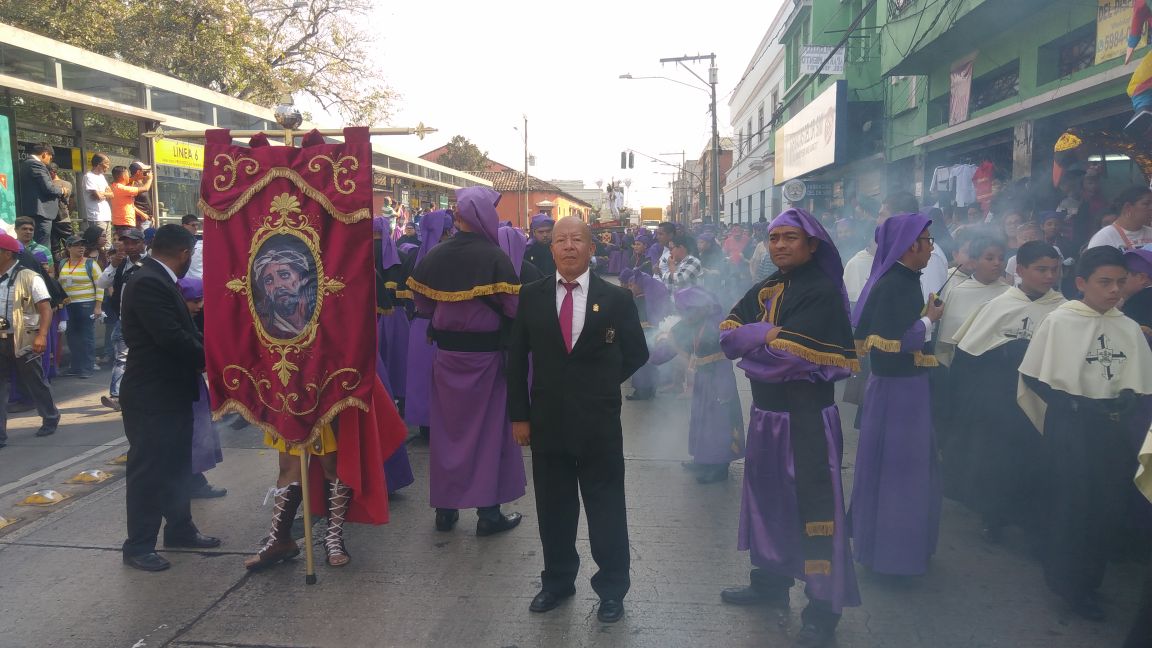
[59,259,101,303]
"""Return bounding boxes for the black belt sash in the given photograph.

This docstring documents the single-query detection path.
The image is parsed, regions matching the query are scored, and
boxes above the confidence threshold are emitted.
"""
[750,379,834,412]
[429,327,502,352]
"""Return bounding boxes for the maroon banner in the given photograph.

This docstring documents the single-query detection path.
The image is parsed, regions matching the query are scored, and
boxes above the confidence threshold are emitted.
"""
[200,127,375,445]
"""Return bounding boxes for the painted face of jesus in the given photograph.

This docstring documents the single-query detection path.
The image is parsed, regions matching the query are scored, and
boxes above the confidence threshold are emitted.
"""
[260,262,305,320]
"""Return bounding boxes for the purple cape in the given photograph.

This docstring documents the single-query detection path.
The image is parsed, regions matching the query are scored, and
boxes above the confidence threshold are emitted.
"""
[851,212,932,326]
[417,211,452,264]
[498,225,528,277]
[769,208,849,311]
[455,187,502,245]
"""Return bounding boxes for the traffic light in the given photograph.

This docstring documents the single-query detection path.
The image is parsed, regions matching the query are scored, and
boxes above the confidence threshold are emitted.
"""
[621,151,627,169]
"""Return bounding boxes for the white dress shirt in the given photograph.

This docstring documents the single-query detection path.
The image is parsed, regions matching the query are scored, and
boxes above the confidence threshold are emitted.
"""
[555,268,590,347]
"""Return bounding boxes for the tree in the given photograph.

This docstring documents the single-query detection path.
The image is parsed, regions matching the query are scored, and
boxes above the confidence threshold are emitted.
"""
[0,0,396,125]
[435,136,490,175]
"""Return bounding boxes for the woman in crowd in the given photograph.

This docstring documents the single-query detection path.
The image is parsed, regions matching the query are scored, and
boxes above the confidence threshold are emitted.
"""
[58,235,102,378]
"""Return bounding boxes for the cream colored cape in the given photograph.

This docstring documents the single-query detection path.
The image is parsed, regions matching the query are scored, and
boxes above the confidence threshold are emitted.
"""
[1017,300,1152,432]
[935,276,1010,366]
[1137,430,1152,503]
[843,248,874,304]
[954,287,1066,357]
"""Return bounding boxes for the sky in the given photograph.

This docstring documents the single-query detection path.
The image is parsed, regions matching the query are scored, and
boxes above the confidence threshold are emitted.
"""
[306,0,784,211]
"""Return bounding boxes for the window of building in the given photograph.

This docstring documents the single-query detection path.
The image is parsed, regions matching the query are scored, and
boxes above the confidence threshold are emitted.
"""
[736,198,742,223]
[760,190,766,220]
[747,117,754,151]
[927,92,950,129]
[0,43,55,86]
[215,107,267,130]
[738,128,744,156]
[60,63,144,107]
[150,89,213,124]
[757,105,765,143]
[1037,24,1096,85]
[971,60,1020,111]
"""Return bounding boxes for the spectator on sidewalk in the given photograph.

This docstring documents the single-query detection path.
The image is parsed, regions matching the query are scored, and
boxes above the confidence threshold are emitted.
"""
[662,234,702,289]
[96,229,146,411]
[17,143,66,245]
[58,236,102,379]
[46,163,74,259]
[181,214,202,280]
[0,233,59,449]
[129,162,154,227]
[110,166,152,236]
[83,153,113,238]
[14,217,52,267]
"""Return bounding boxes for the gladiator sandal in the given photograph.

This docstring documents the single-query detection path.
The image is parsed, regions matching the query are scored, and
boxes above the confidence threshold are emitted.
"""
[324,479,352,567]
[244,483,302,571]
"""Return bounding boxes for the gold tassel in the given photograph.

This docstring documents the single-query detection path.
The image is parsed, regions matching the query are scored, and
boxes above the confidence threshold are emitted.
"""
[805,521,835,537]
[719,319,740,331]
[857,335,903,353]
[804,560,833,575]
[769,340,861,372]
[913,352,940,368]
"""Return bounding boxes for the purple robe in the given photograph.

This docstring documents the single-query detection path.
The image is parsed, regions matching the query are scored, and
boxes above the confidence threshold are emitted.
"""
[404,317,434,427]
[607,249,625,275]
[191,376,222,475]
[375,352,414,493]
[420,295,526,508]
[377,310,410,399]
[721,322,861,613]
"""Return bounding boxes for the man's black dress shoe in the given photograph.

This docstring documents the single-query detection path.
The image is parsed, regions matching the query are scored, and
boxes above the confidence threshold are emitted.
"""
[190,484,228,499]
[476,512,522,537]
[720,585,789,608]
[695,465,728,484]
[34,425,56,437]
[163,532,222,549]
[529,589,575,613]
[794,623,834,648]
[435,509,459,532]
[124,552,171,571]
[597,599,625,623]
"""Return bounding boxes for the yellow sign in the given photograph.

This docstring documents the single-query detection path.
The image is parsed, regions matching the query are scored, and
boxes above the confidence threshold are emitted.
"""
[1097,0,1134,65]
[154,139,205,170]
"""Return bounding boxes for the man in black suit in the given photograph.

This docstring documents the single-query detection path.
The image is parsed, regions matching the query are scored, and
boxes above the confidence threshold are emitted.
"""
[16,143,68,246]
[508,216,649,623]
[120,225,219,571]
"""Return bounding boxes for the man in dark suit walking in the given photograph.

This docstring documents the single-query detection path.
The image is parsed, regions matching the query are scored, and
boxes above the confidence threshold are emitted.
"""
[120,225,219,571]
[508,216,649,623]
[16,143,67,245]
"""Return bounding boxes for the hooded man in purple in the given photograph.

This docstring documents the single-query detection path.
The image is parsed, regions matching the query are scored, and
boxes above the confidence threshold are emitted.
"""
[850,212,944,578]
[403,211,453,438]
[407,187,526,535]
[372,216,414,494]
[718,208,860,648]
[524,213,555,277]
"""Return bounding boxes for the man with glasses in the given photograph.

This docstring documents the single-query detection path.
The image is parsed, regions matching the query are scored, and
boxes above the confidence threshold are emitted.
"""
[849,212,945,578]
[17,143,67,246]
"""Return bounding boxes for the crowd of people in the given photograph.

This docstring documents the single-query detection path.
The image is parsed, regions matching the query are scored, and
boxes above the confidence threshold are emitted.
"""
[7,143,1152,647]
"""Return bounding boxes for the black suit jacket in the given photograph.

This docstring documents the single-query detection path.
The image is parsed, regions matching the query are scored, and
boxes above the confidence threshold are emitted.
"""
[119,257,205,413]
[508,272,649,455]
[16,156,63,220]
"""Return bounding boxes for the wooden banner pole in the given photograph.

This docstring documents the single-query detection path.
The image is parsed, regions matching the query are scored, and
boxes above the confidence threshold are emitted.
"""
[298,451,317,585]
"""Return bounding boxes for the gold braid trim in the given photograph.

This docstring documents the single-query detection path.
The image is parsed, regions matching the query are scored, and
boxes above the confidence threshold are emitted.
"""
[856,335,903,354]
[198,167,373,224]
[384,281,399,289]
[406,277,520,302]
[913,352,940,368]
[394,290,414,300]
[211,395,369,449]
[769,339,861,372]
[719,319,740,331]
[376,307,394,315]
[804,560,833,575]
[805,521,835,537]
[694,352,727,365]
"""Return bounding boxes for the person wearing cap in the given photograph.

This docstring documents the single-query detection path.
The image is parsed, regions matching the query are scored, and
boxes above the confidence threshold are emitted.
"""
[850,212,944,578]
[95,228,147,411]
[718,209,860,647]
[129,161,155,225]
[0,232,60,448]
[525,213,556,277]
[110,165,153,235]
[181,214,203,280]
[406,187,525,536]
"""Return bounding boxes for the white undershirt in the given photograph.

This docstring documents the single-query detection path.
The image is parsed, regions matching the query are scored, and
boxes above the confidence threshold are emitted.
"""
[555,268,590,347]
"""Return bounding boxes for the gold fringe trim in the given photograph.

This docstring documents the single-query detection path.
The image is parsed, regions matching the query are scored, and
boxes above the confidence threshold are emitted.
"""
[719,319,740,331]
[211,395,369,449]
[805,521,835,537]
[198,166,373,224]
[394,290,413,300]
[770,339,860,372]
[376,307,394,315]
[857,335,902,353]
[913,352,939,368]
[694,352,727,365]
[804,560,833,576]
[405,277,520,302]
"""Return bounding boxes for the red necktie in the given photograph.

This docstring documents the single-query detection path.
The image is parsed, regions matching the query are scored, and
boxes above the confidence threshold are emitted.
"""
[559,281,577,352]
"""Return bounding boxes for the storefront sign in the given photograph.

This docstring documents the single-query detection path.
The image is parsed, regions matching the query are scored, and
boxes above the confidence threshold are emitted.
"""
[782,179,807,203]
[1096,0,1134,64]
[154,139,205,170]
[438,195,449,208]
[806,182,834,197]
[774,81,845,184]
[949,56,975,126]
[800,46,845,75]
[0,111,13,228]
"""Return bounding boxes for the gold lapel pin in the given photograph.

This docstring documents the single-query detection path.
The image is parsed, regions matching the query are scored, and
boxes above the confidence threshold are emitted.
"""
[592,303,600,312]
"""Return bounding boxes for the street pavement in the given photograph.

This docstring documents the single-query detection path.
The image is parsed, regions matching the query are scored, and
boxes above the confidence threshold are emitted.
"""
[0,369,1143,648]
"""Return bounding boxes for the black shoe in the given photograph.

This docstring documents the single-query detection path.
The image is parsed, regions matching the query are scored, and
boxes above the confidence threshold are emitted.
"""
[696,465,728,484]
[680,461,702,472]
[794,623,835,648]
[124,552,171,571]
[476,512,522,537]
[0,441,6,449]
[597,599,625,623]
[7,401,33,413]
[721,585,789,608]
[228,415,250,430]
[34,425,57,437]
[625,391,654,401]
[189,484,228,499]
[163,532,222,549]
[100,395,121,412]
[1068,594,1106,622]
[529,589,575,613]
[435,509,459,532]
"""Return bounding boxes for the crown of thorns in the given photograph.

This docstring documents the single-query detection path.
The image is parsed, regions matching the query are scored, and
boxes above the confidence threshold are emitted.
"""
[254,248,310,278]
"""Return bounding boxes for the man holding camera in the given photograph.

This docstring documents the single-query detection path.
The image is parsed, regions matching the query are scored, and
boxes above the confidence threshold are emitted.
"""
[0,233,59,448]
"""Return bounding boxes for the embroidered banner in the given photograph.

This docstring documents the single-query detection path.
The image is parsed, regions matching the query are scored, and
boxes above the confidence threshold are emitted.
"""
[200,127,375,445]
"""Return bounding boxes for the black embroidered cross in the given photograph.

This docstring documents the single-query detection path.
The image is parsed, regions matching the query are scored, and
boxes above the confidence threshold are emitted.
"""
[1085,334,1127,380]
[1002,316,1033,340]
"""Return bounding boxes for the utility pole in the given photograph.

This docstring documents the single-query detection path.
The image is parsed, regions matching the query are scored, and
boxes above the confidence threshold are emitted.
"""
[523,114,529,226]
[659,53,720,223]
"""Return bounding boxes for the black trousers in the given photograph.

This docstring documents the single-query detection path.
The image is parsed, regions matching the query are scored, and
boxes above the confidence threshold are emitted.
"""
[532,449,630,601]
[122,406,197,557]
[0,336,59,443]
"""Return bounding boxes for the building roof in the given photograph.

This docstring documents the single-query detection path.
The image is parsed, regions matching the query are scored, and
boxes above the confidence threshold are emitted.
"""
[472,170,594,209]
